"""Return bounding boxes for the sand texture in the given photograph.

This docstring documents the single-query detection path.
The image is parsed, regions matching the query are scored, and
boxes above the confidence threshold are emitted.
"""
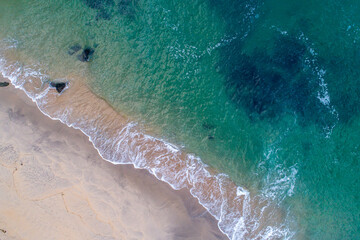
[0,83,226,240]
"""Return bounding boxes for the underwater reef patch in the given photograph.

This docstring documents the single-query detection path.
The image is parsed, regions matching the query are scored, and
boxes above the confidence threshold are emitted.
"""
[83,0,115,10]
[220,34,330,125]
[83,0,137,20]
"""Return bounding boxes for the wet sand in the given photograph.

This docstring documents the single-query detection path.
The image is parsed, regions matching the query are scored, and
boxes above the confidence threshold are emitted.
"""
[0,82,227,240]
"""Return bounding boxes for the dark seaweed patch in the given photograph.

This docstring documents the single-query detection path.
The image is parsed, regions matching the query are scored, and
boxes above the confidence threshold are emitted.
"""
[83,0,114,10]
[68,44,82,55]
[117,0,136,17]
[83,0,137,20]
[272,35,306,70]
[83,0,114,20]
[221,35,322,122]
[96,9,112,20]
[202,122,215,130]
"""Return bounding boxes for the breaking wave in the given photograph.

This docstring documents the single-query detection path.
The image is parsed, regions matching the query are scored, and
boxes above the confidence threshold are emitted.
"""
[0,41,294,240]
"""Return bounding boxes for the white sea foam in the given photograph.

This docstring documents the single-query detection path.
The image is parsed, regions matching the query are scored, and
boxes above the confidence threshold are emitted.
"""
[299,33,339,138]
[260,145,299,203]
[0,42,294,239]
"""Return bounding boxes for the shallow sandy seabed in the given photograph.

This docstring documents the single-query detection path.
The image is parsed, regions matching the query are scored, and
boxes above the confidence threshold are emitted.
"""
[0,81,226,240]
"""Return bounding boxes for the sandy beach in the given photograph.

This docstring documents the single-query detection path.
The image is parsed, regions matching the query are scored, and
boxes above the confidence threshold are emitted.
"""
[0,81,226,240]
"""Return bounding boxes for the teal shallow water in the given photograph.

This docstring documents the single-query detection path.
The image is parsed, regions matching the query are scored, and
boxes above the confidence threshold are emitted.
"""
[0,0,359,239]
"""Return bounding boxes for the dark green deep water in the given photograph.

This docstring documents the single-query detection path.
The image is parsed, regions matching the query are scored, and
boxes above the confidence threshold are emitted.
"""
[0,0,359,239]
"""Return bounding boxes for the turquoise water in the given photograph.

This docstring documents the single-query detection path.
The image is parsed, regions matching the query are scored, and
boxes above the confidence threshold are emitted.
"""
[0,0,360,239]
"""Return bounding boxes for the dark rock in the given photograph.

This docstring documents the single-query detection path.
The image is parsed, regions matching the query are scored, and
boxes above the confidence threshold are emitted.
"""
[68,44,82,55]
[208,135,215,140]
[50,82,67,93]
[77,47,95,62]
[0,82,9,87]
[0,229,6,233]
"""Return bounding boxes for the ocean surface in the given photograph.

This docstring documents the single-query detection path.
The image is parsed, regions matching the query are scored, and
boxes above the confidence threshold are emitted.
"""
[0,0,359,239]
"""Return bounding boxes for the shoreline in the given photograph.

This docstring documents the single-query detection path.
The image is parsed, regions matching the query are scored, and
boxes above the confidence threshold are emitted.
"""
[0,81,227,239]
[0,42,290,238]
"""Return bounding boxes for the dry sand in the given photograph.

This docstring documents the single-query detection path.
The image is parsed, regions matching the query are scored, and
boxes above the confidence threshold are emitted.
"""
[0,82,227,240]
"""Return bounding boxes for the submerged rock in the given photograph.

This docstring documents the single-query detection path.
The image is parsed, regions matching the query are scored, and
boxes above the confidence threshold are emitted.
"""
[77,47,95,62]
[202,122,215,130]
[50,82,67,93]
[68,44,82,55]
[0,82,9,87]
